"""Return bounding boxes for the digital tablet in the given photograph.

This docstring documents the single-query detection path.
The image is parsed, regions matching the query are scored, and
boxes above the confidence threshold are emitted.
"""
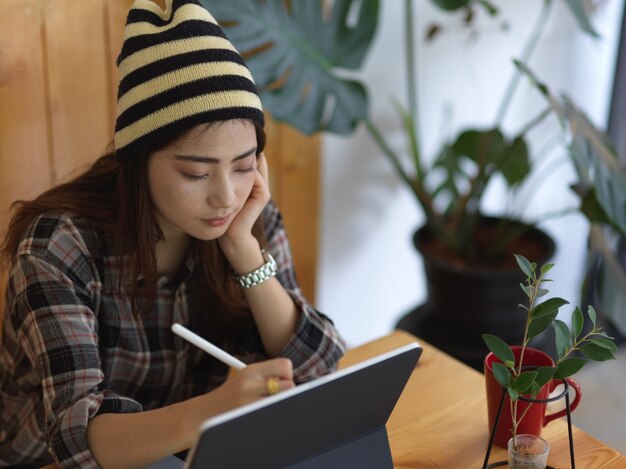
[183,342,422,469]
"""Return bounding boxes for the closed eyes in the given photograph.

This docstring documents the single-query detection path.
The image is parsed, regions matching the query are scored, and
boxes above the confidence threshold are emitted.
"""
[182,167,255,180]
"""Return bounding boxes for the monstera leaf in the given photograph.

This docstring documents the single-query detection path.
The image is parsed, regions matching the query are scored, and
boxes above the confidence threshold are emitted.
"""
[203,0,379,135]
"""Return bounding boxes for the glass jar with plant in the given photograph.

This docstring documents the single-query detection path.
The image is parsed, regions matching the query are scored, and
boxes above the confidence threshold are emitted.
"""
[482,254,617,468]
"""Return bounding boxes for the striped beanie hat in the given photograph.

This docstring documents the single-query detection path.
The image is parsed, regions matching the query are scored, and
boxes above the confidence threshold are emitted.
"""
[114,0,264,160]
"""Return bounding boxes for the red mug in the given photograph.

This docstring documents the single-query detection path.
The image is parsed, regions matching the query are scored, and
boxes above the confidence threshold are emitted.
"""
[484,346,582,448]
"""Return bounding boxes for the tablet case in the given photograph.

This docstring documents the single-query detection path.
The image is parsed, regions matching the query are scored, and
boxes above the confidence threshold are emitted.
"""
[184,342,422,469]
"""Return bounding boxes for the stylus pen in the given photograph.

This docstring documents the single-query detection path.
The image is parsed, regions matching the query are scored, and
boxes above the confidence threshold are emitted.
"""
[171,323,247,370]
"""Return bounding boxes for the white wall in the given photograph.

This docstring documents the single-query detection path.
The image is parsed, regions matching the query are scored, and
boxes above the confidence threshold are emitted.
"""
[317,1,625,348]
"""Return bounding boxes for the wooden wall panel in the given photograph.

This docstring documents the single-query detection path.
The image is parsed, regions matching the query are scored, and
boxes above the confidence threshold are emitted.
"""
[105,0,134,131]
[44,0,112,180]
[0,0,53,318]
[264,117,320,301]
[1,0,321,327]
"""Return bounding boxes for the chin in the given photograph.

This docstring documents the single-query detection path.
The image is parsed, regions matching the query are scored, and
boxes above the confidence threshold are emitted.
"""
[189,226,228,241]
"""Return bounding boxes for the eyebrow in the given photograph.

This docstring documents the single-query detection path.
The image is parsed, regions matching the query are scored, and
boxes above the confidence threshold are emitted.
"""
[174,147,257,164]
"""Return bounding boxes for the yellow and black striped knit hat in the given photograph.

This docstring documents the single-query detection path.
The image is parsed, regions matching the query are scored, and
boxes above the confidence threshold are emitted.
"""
[114,0,264,160]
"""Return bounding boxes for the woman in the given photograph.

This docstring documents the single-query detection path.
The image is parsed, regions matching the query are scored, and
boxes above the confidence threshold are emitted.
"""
[0,1,346,468]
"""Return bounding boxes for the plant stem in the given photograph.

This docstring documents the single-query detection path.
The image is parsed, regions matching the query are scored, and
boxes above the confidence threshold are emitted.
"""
[511,269,542,445]
[516,105,552,136]
[515,399,537,432]
[404,0,424,187]
[494,0,553,126]
[508,134,567,220]
[518,269,541,376]
[364,118,439,225]
[405,0,418,128]
[364,119,413,191]
[511,398,518,449]
[556,328,602,365]
[530,206,580,222]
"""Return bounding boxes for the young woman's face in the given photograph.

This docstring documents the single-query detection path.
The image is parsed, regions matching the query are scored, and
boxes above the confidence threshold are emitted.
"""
[148,120,258,241]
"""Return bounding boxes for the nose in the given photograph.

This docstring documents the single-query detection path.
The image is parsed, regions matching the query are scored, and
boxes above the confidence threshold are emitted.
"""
[207,172,237,209]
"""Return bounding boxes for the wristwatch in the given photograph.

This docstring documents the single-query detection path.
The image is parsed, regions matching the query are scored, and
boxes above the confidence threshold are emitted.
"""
[233,249,278,288]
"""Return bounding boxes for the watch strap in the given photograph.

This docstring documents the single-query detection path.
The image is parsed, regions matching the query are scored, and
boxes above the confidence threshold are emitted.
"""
[233,249,278,288]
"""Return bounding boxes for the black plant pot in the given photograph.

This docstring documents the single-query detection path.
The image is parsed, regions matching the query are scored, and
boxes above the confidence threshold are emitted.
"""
[397,218,556,371]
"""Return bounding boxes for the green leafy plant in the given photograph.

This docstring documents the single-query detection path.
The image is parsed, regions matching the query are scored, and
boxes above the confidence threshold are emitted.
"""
[207,0,626,334]
[364,0,603,266]
[514,60,626,337]
[204,0,378,135]
[207,0,614,267]
[482,254,617,448]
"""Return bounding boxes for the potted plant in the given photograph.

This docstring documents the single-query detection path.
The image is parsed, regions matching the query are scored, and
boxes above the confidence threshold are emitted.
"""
[360,0,607,369]
[482,254,617,468]
[205,1,625,366]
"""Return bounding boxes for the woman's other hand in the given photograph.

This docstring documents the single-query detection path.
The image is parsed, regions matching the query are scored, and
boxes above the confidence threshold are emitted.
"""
[219,152,269,247]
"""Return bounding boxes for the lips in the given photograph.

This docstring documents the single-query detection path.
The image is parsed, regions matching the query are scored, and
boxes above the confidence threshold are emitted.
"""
[202,214,231,227]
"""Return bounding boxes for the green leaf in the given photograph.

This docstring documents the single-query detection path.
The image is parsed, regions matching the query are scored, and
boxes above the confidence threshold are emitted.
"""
[530,381,542,398]
[207,0,379,135]
[589,338,618,353]
[593,331,614,340]
[492,362,512,387]
[451,128,506,170]
[588,305,597,328]
[482,334,514,364]
[563,0,600,38]
[507,387,520,402]
[534,366,556,389]
[498,135,531,187]
[540,263,555,275]
[563,100,626,235]
[513,371,538,393]
[553,319,571,359]
[514,255,534,278]
[571,307,584,339]
[580,343,616,361]
[528,311,559,339]
[430,0,470,11]
[555,357,587,378]
[477,0,498,16]
[519,283,531,298]
[536,288,549,298]
[532,297,569,319]
[514,60,553,103]
[576,187,613,226]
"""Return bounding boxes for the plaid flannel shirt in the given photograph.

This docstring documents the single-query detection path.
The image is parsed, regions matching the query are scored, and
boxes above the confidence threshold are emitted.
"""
[0,201,346,468]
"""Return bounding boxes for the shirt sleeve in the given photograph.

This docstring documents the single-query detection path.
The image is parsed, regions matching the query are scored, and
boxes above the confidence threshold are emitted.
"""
[263,202,347,383]
[8,221,141,468]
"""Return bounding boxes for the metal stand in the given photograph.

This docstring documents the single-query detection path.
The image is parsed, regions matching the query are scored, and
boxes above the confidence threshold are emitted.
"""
[482,379,575,469]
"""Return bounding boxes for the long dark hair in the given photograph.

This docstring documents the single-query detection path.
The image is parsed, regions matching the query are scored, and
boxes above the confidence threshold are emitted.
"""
[1,120,267,338]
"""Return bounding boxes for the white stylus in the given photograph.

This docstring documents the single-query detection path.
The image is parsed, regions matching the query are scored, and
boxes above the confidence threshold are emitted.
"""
[171,323,247,370]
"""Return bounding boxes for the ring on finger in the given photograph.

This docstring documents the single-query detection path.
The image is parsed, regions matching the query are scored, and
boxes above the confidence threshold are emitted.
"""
[266,376,279,395]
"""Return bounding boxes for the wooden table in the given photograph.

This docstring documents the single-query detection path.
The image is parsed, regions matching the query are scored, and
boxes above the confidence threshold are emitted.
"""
[41,330,626,468]
[340,330,626,468]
